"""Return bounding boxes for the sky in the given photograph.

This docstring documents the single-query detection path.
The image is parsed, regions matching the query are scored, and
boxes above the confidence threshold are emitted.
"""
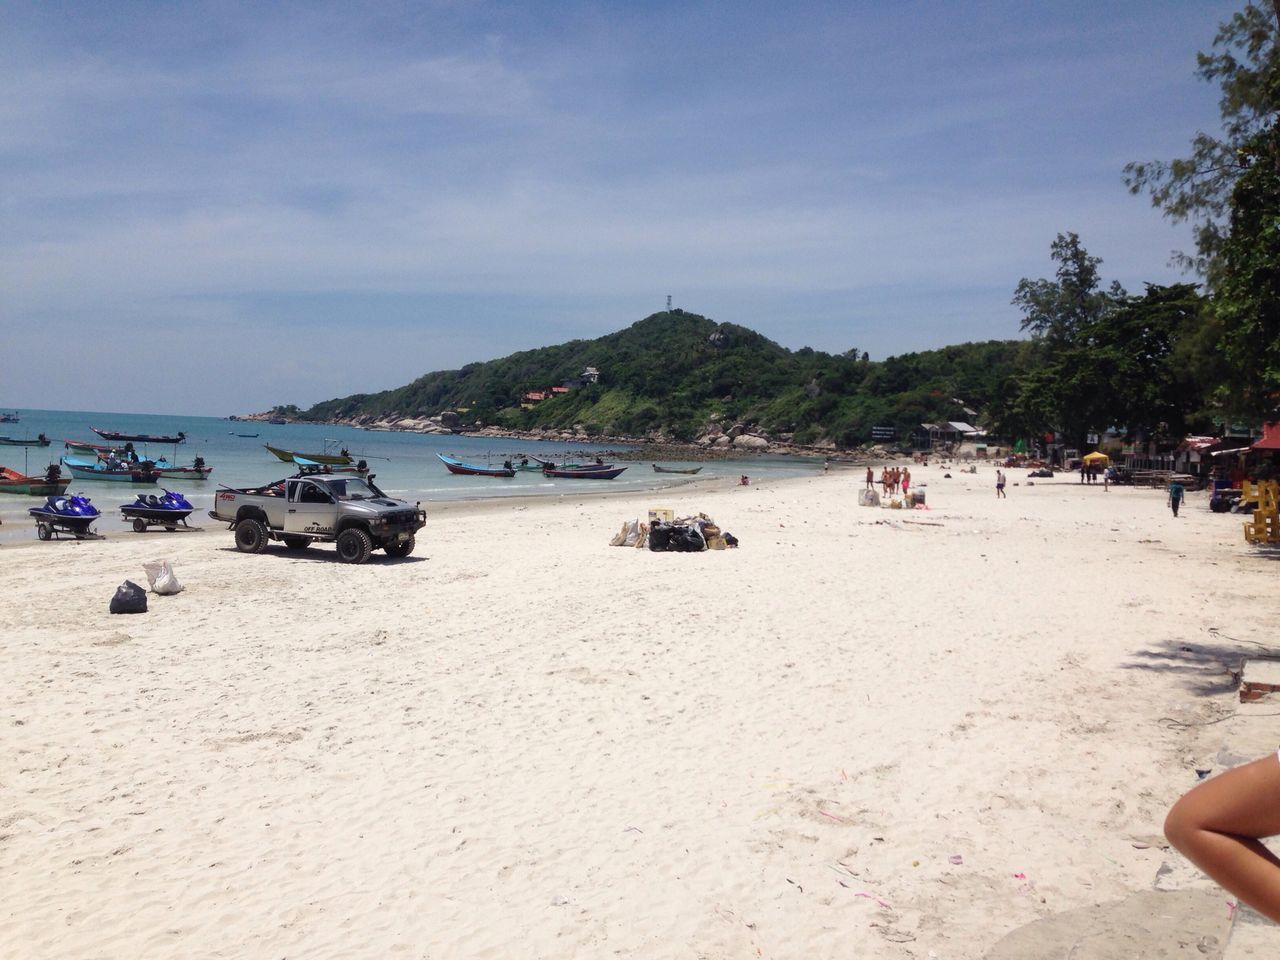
[1,0,1244,416]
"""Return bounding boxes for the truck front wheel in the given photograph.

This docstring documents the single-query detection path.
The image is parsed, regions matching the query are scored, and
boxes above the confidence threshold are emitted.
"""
[384,536,415,558]
[336,527,373,564]
[235,518,269,554]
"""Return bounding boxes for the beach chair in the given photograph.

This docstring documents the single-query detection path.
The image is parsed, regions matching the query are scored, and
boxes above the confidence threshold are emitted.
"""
[1242,480,1280,544]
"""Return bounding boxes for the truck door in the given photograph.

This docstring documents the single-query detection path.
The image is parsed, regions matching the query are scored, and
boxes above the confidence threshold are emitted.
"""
[284,479,338,536]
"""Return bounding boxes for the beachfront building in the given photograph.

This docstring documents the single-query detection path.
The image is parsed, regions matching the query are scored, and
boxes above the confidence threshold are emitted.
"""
[919,421,983,452]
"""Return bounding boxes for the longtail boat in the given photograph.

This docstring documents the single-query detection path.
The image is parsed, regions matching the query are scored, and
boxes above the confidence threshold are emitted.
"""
[0,433,50,447]
[92,427,187,444]
[652,464,703,474]
[265,443,352,465]
[542,465,627,480]
[293,456,369,477]
[62,456,160,484]
[150,456,214,479]
[530,454,613,470]
[65,439,124,455]
[438,453,516,478]
[0,466,71,496]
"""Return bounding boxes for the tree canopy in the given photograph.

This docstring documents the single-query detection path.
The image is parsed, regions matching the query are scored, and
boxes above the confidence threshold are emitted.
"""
[1126,2,1279,417]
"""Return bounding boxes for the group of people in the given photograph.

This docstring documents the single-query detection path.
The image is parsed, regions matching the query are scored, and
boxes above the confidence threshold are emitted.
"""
[867,465,910,498]
[1079,462,1105,483]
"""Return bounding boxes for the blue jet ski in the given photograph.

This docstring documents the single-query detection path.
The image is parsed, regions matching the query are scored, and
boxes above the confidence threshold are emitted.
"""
[30,493,101,540]
[120,489,195,532]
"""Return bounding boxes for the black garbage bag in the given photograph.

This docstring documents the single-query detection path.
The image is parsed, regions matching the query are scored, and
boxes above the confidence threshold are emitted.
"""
[669,525,706,552]
[110,580,148,614]
[648,521,674,552]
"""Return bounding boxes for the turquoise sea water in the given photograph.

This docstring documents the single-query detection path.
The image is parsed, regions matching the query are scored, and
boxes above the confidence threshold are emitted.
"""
[0,408,821,542]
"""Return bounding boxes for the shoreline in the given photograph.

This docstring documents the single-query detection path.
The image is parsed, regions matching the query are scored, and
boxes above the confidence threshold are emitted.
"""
[237,413,900,463]
[5,467,1275,957]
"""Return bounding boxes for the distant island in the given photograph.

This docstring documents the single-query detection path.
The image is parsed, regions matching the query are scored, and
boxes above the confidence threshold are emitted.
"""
[248,310,1032,454]
[251,259,1254,457]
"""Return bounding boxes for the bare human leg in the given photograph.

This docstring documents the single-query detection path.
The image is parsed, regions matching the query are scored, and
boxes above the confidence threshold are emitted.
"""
[1165,754,1280,923]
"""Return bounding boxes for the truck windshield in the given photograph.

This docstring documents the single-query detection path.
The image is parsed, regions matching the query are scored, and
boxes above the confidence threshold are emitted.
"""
[321,477,378,500]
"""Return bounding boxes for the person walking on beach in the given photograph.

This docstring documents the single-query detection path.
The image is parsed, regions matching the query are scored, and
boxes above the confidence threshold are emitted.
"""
[901,467,911,500]
[1165,753,1280,924]
[996,469,1006,498]
[1168,479,1185,517]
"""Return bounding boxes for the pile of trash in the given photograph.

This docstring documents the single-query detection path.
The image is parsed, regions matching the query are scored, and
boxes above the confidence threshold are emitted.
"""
[609,510,738,551]
[109,559,184,614]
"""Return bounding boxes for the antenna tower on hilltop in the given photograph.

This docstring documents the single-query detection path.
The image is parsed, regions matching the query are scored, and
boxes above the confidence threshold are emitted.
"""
[667,295,672,310]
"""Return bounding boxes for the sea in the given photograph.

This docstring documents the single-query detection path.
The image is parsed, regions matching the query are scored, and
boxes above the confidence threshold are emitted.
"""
[0,408,823,543]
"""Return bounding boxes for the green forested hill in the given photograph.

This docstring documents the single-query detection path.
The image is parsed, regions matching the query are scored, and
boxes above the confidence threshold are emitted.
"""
[295,310,1036,447]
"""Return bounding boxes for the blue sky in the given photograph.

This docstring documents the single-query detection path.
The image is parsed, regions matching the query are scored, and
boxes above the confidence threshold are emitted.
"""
[1,1,1241,415]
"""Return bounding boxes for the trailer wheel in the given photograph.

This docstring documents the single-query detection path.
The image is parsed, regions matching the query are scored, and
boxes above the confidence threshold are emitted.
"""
[384,536,415,558]
[37,523,52,541]
[336,527,373,564]
[234,518,269,554]
[133,518,147,533]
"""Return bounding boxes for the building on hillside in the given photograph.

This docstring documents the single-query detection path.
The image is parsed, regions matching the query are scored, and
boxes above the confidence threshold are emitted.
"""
[582,367,600,384]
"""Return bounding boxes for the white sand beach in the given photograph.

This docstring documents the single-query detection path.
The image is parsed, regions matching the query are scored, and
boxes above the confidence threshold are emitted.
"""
[3,466,1277,958]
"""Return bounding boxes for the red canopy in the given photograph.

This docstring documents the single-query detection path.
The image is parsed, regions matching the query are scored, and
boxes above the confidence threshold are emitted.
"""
[1253,422,1280,451]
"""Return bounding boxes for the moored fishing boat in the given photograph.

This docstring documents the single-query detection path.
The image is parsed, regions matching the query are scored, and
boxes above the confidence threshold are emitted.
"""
[292,456,370,477]
[542,465,627,480]
[652,464,703,474]
[437,453,516,478]
[531,454,614,470]
[62,456,160,484]
[0,433,50,447]
[92,427,187,444]
[149,455,213,479]
[265,442,353,465]
[0,465,70,496]
[65,438,124,455]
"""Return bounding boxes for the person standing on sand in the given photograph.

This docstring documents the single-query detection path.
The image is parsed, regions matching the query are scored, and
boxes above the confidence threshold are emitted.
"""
[1165,753,1280,925]
[996,469,1006,498]
[901,467,911,500]
[866,466,874,490]
[1168,479,1185,517]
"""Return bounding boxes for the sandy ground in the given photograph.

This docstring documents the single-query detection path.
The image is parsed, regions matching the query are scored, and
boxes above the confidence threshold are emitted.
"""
[2,465,1277,959]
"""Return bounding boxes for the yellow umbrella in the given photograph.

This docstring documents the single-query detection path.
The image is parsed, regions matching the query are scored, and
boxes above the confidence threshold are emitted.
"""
[1082,451,1110,464]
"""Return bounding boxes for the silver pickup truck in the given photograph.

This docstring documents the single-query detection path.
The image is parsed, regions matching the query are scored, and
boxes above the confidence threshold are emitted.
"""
[210,473,426,563]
